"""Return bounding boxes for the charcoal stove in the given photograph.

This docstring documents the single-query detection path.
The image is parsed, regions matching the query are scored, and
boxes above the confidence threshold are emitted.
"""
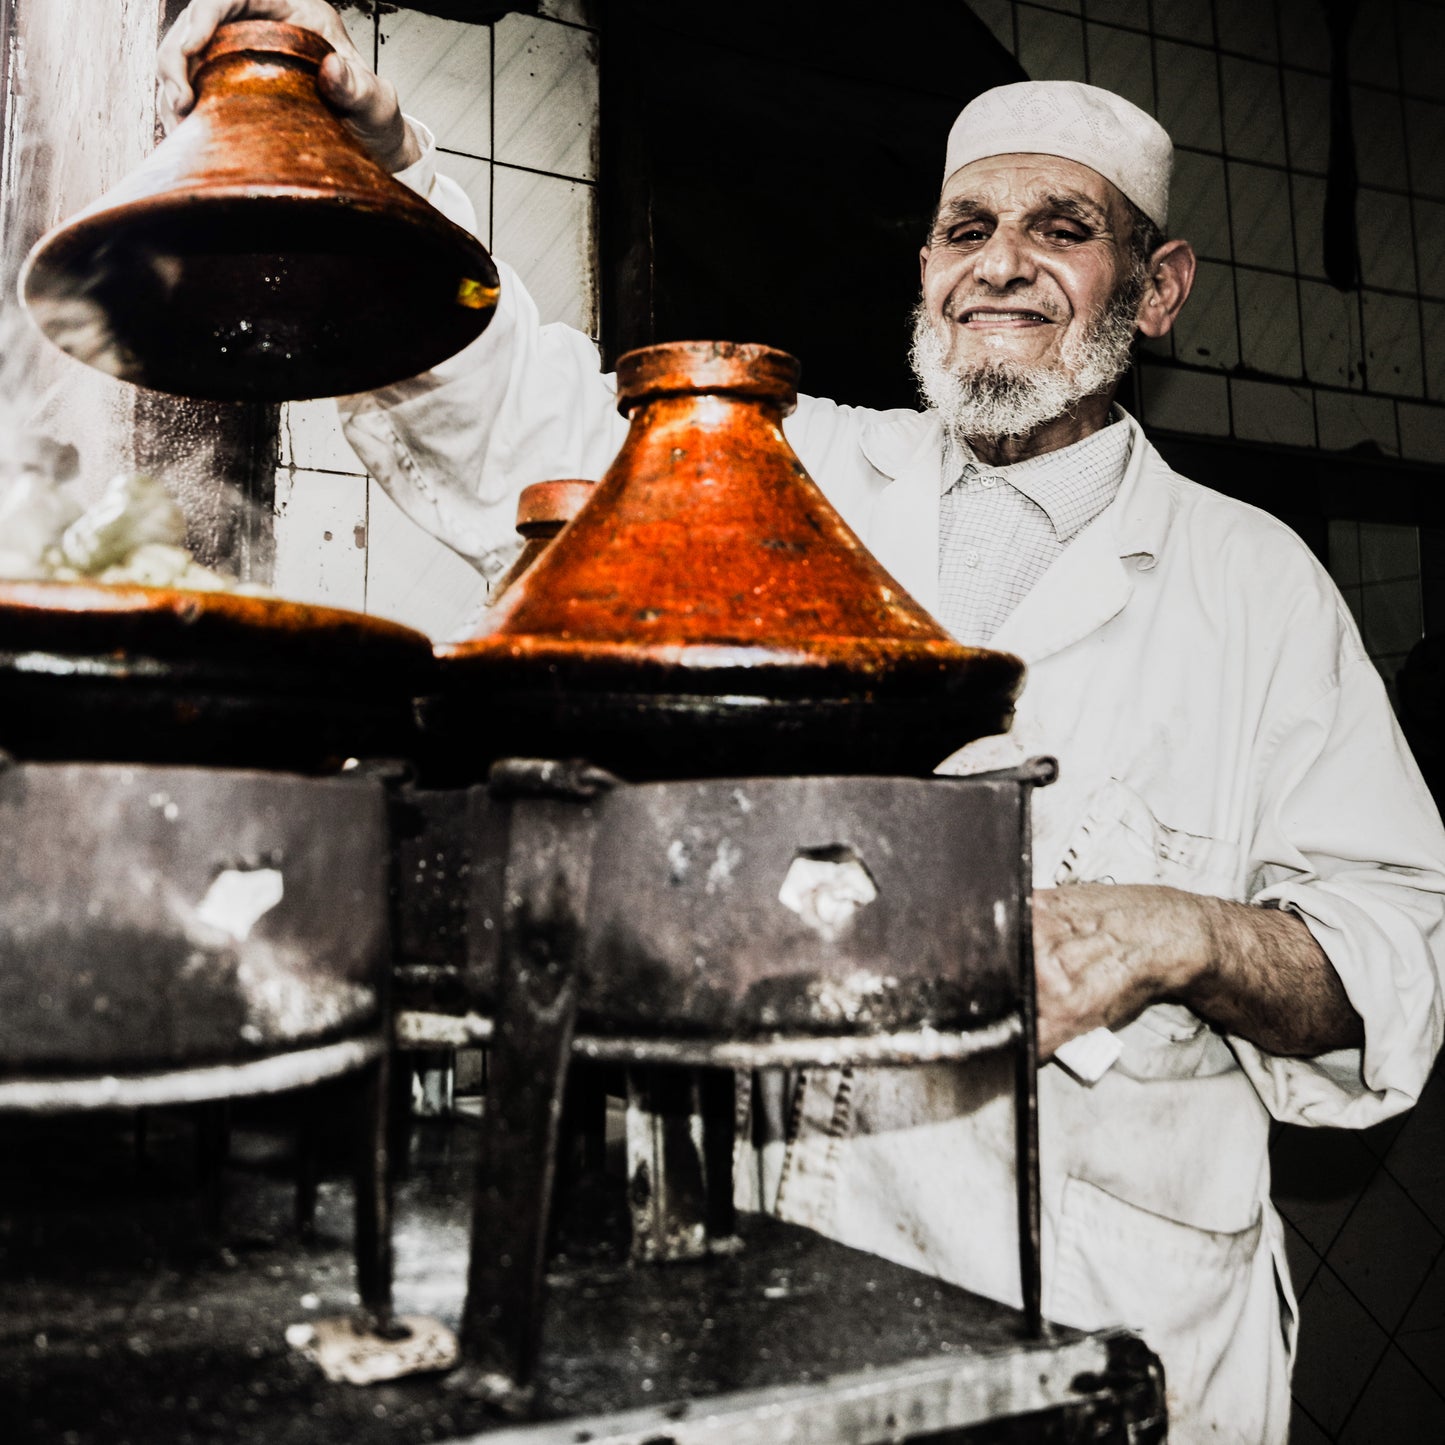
[393,753,1054,1394]
[383,751,1168,1441]
[0,674,1167,1441]
[0,579,437,1336]
[385,334,1167,1435]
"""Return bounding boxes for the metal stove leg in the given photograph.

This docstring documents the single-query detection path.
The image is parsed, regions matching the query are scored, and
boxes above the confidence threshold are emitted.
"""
[456,785,593,1408]
[624,1066,709,1263]
[1017,775,1045,1339]
[353,1053,396,1334]
[456,964,579,1405]
[194,1100,230,1232]
[701,1066,738,1244]
[558,1060,609,1199]
[295,1087,321,1240]
[387,1048,415,1180]
[1015,999,1042,1338]
[624,1065,738,1263]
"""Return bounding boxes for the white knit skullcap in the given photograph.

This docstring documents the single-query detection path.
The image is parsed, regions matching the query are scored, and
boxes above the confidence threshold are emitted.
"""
[942,81,1173,231]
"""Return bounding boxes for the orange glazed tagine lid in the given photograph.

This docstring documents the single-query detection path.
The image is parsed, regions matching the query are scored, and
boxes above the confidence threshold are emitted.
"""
[431,341,1024,781]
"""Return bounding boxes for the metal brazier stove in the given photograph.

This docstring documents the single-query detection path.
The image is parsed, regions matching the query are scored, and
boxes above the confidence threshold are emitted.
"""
[0,582,436,1335]
[394,754,1060,1411]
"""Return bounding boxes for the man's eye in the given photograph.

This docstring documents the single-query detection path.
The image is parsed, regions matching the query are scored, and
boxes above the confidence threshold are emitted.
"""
[947,226,989,244]
[1041,225,1089,244]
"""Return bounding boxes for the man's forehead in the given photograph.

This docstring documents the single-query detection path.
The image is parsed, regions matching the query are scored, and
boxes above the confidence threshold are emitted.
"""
[938,153,1126,219]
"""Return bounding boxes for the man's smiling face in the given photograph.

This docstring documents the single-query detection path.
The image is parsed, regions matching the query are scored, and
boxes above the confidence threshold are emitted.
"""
[920,152,1136,377]
[908,151,1178,459]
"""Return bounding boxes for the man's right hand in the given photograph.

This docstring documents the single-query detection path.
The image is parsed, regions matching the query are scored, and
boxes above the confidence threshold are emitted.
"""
[157,0,420,173]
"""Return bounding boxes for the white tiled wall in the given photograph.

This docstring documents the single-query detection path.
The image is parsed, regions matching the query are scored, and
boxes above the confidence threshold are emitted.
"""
[1330,518,1424,695]
[273,0,599,639]
[971,0,1445,468]
[974,0,1445,702]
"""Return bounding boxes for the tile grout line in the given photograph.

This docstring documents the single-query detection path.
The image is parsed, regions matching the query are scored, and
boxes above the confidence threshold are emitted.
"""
[1394,0,1434,421]
[1208,1,1238,439]
[438,147,597,189]
[1290,1394,1331,1441]
[1333,1293,1445,1439]
[1273,0,1315,447]
[1297,1256,1393,1435]
[1301,1205,1442,1353]
[1144,0,1170,365]
[1174,157,1445,214]
[1139,353,1441,410]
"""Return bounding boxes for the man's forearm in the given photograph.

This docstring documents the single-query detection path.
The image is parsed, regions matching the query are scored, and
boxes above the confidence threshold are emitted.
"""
[1180,894,1364,1057]
[1031,883,1365,1060]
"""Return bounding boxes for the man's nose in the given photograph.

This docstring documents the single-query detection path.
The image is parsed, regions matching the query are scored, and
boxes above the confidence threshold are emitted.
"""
[971,226,1036,290]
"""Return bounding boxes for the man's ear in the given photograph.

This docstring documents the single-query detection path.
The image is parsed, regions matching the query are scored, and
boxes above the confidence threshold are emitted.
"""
[919,244,931,288]
[1135,238,1196,340]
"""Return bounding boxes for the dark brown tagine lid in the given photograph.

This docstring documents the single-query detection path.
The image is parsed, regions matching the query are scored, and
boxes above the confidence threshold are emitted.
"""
[430,341,1024,781]
[0,579,435,771]
[19,21,499,402]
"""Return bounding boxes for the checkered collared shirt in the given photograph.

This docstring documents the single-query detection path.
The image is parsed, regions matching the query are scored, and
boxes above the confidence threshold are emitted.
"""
[936,415,1133,646]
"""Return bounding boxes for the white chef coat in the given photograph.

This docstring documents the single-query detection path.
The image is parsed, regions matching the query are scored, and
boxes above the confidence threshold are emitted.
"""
[342,143,1445,1443]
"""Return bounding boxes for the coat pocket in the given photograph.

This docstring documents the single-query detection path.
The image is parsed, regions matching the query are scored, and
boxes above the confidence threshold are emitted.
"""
[1054,778,1241,896]
[1052,1174,1262,1333]
[1051,1175,1273,1441]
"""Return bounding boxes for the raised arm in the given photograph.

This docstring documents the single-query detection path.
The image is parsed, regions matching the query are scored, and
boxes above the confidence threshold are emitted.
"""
[158,0,628,583]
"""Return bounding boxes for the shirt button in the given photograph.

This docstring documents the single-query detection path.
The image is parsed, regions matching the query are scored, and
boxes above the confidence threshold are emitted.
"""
[981,476,996,489]
[964,548,980,567]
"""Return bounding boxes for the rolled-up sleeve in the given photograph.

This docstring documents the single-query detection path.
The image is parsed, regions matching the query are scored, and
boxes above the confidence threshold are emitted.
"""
[1240,651,1445,1126]
[337,122,627,578]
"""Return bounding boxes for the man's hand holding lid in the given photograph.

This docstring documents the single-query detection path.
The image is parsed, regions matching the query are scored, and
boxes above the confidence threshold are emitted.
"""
[157,0,421,173]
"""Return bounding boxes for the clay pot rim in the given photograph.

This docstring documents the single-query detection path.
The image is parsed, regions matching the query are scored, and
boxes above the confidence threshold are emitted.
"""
[193,20,333,76]
[437,632,1024,675]
[0,578,434,652]
[516,479,599,531]
[616,341,801,413]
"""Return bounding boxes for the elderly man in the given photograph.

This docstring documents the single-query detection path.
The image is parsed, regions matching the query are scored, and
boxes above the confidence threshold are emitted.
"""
[161,6,1445,1441]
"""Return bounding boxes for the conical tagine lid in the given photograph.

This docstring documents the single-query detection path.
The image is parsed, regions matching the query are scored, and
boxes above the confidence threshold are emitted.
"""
[18,21,499,402]
[431,341,1024,781]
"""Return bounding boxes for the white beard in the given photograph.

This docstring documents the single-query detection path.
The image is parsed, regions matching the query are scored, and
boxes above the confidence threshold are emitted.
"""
[909,280,1141,445]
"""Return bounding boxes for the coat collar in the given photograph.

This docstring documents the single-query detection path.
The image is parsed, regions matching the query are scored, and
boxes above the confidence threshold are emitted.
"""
[991,409,1176,662]
[858,410,945,613]
[857,406,1178,664]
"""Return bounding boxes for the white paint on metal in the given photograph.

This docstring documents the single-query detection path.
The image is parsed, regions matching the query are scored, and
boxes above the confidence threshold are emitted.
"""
[194,867,284,942]
[0,1034,385,1113]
